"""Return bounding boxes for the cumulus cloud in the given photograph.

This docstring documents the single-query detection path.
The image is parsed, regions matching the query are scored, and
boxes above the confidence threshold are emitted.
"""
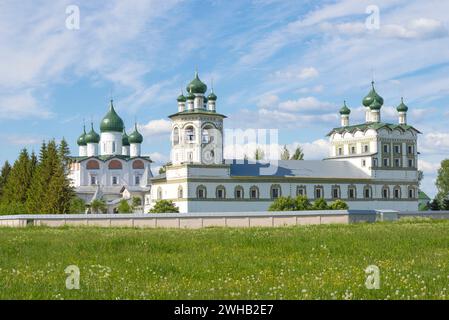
[278,96,332,112]
[139,119,172,137]
[420,132,449,155]
[0,91,54,119]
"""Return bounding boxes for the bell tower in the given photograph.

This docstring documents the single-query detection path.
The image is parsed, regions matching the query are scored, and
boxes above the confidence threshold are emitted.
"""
[169,72,226,165]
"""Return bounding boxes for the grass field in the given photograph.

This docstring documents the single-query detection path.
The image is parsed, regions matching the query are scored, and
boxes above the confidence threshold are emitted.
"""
[0,219,448,300]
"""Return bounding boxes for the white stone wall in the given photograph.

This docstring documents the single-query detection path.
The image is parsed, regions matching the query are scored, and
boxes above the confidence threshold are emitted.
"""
[100,132,122,156]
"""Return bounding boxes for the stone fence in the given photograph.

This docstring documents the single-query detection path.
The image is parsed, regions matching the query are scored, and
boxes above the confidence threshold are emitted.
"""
[1,210,449,229]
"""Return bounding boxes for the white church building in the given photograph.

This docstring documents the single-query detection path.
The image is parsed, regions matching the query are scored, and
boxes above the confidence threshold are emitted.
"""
[69,73,420,213]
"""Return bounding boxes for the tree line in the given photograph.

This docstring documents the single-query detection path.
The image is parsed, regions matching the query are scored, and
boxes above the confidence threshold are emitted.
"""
[0,139,75,214]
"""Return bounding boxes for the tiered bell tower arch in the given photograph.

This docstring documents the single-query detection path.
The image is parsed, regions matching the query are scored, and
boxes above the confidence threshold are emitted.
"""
[169,72,226,165]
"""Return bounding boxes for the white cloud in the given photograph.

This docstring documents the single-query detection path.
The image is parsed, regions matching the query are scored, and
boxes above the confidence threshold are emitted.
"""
[418,159,440,174]
[2,134,43,146]
[420,132,449,155]
[0,91,54,119]
[139,119,172,137]
[278,96,332,112]
[147,152,169,164]
[273,67,319,81]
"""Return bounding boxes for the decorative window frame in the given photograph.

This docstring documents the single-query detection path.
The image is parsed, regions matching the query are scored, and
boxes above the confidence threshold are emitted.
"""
[270,184,282,199]
[234,185,244,199]
[314,185,324,199]
[196,185,207,199]
[216,185,226,199]
[249,186,259,199]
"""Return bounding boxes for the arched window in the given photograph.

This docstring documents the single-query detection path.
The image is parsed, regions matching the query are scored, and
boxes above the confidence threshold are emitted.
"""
[216,185,226,199]
[296,185,307,197]
[178,186,183,199]
[249,186,259,199]
[196,185,207,199]
[234,186,244,199]
[382,186,390,199]
[185,126,196,143]
[393,186,401,199]
[270,184,281,199]
[314,185,324,199]
[348,185,357,199]
[132,160,144,169]
[108,160,122,170]
[363,185,372,199]
[408,187,415,199]
[157,187,162,200]
[173,127,180,145]
[331,185,341,199]
[86,160,100,170]
[201,124,215,144]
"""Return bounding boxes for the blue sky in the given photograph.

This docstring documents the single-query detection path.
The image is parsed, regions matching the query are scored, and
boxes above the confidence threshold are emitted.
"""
[1,0,449,198]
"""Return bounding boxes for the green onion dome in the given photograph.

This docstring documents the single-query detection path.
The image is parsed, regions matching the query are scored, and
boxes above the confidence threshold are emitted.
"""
[362,81,384,107]
[208,91,217,101]
[369,99,382,111]
[339,101,351,115]
[85,123,100,144]
[77,125,87,146]
[100,100,124,133]
[186,71,207,94]
[186,92,195,100]
[396,97,408,112]
[177,93,186,102]
[122,129,130,146]
[128,123,143,144]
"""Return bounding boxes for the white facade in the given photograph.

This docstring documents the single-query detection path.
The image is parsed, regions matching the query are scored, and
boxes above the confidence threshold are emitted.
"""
[145,79,421,213]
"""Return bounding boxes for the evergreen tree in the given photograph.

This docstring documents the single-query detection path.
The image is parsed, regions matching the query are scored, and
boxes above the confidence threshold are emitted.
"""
[436,159,449,202]
[149,200,179,213]
[58,138,71,169]
[290,146,304,160]
[117,200,132,213]
[429,199,440,211]
[441,198,449,211]
[26,140,74,214]
[2,149,33,204]
[0,161,12,199]
[280,145,290,160]
[254,148,264,160]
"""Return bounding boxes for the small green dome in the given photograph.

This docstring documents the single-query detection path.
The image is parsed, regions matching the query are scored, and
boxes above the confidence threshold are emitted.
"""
[177,93,186,102]
[128,123,143,144]
[100,100,124,133]
[208,91,217,101]
[397,97,408,112]
[85,123,100,144]
[77,125,87,146]
[362,81,384,107]
[186,92,195,100]
[122,129,130,146]
[369,99,382,110]
[186,71,207,94]
[339,101,351,115]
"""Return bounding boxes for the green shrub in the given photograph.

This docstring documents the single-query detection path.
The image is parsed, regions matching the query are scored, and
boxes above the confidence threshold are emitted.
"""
[149,200,179,213]
[117,200,132,213]
[0,202,27,215]
[295,195,311,210]
[312,198,329,210]
[329,199,349,210]
[69,197,86,214]
[269,196,297,211]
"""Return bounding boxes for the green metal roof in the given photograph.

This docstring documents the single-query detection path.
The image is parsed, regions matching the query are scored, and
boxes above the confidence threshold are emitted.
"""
[128,123,143,144]
[69,155,152,163]
[397,97,409,112]
[84,123,100,143]
[186,72,207,94]
[362,81,384,107]
[122,129,130,146]
[100,100,125,133]
[168,109,227,118]
[177,93,186,102]
[327,122,421,136]
[339,101,351,115]
[208,91,217,101]
[77,125,87,146]
[418,190,431,201]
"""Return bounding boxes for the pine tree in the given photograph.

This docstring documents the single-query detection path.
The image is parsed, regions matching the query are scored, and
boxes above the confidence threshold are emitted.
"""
[2,149,33,204]
[254,148,264,160]
[290,146,304,160]
[26,139,75,214]
[280,145,290,160]
[0,161,12,200]
[58,138,71,169]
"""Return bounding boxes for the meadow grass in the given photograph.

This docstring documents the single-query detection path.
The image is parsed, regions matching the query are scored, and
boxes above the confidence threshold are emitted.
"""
[0,219,448,300]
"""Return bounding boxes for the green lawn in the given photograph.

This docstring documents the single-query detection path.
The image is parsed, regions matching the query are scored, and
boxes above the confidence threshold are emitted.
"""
[0,219,448,300]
